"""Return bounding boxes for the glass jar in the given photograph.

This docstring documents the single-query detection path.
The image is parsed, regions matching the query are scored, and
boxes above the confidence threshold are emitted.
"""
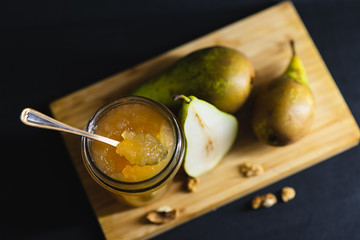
[81,96,185,206]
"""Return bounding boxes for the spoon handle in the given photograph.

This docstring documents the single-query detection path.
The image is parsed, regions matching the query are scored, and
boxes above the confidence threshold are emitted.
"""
[20,108,120,147]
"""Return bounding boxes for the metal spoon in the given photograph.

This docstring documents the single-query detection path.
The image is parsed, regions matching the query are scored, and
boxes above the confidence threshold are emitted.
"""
[20,108,119,147]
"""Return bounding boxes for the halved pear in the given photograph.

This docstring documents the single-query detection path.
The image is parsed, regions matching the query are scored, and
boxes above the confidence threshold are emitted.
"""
[175,95,238,177]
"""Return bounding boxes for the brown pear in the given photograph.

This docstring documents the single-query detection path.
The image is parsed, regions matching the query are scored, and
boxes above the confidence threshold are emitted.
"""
[251,41,315,146]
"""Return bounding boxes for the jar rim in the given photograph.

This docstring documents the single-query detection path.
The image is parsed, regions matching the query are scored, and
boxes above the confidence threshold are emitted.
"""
[81,96,185,193]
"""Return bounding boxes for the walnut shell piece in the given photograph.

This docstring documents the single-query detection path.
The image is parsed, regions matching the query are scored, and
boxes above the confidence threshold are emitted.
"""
[251,193,277,209]
[281,187,296,202]
[240,162,264,177]
[146,206,179,224]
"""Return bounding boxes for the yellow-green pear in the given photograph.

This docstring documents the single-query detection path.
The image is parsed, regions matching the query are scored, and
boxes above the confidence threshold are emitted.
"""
[251,41,315,146]
[132,46,254,113]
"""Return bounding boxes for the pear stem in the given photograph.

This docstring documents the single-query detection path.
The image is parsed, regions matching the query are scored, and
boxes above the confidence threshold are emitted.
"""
[290,40,296,56]
[173,94,191,103]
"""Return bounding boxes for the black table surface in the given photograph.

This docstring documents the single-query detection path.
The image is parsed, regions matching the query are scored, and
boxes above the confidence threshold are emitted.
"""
[2,0,360,239]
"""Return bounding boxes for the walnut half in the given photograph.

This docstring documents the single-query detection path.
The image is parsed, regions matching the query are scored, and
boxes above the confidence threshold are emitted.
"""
[281,187,296,202]
[251,193,277,209]
[146,206,179,224]
[187,177,200,192]
[240,162,264,177]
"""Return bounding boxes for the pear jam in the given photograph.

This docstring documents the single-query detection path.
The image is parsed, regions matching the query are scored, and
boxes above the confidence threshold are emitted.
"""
[91,103,175,182]
[82,97,184,206]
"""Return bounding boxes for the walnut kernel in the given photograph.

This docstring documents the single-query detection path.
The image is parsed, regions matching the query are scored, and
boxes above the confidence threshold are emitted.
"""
[187,177,200,192]
[281,187,296,202]
[240,162,264,177]
[251,193,277,209]
[262,193,277,208]
[146,206,179,224]
[251,196,263,210]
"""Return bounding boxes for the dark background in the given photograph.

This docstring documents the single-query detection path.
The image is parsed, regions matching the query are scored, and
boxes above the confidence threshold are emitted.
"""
[2,0,360,239]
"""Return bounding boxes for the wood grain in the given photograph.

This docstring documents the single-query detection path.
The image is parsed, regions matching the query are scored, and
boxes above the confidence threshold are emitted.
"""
[50,2,360,239]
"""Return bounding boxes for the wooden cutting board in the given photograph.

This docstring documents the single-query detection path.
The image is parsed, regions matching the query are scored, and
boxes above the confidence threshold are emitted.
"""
[50,2,360,239]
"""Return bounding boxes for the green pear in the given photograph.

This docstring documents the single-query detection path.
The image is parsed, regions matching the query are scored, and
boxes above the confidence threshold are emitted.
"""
[174,95,238,177]
[132,46,254,113]
[251,41,315,146]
